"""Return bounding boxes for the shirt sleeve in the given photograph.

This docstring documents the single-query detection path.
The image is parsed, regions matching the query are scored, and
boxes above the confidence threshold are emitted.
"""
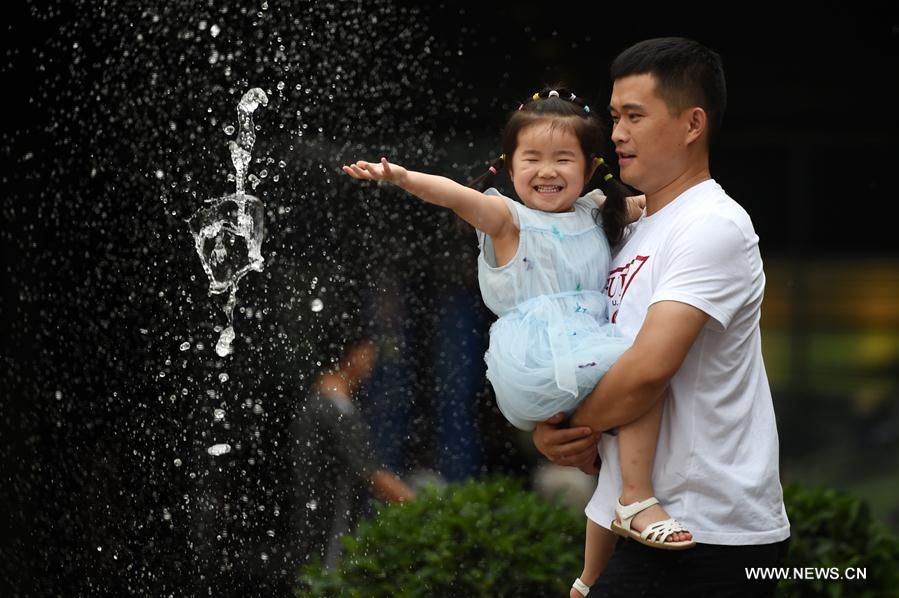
[650,214,754,331]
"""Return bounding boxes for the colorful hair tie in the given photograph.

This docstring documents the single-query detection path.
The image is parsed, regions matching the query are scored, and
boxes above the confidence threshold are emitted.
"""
[570,93,577,101]
[488,166,497,174]
[603,173,613,181]
[517,103,523,110]
[594,157,604,166]
[532,92,540,101]
[500,153,506,161]
[548,90,559,98]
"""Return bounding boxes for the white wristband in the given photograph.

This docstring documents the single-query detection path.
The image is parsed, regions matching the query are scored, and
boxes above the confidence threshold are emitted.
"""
[572,577,590,596]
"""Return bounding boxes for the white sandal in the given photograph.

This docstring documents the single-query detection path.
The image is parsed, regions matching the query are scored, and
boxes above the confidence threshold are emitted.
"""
[609,496,696,550]
[571,577,591,596]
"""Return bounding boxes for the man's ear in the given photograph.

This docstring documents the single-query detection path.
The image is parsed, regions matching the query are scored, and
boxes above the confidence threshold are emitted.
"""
[685,107,707,144]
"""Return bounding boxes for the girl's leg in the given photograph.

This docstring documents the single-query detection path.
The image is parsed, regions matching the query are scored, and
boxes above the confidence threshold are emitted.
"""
[616,390,692,543]
[571,518,616,597]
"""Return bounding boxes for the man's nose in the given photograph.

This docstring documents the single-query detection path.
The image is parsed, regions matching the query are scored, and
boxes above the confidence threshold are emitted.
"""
[611,121,627,144]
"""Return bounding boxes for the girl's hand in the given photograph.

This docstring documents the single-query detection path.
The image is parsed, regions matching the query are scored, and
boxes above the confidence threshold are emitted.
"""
[625,194,646,223]
[342,157,409,186]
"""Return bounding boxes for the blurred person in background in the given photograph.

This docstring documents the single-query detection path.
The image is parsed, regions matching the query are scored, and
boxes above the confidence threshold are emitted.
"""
[288,334,415,570]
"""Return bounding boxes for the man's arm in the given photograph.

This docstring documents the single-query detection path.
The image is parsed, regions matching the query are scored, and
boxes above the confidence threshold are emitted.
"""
[569,300,710,431]
[370,470,416,503]
[533,301,708,469]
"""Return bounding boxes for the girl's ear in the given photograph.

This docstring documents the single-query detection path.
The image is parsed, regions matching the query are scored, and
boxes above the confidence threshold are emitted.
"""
[586,157,599,183]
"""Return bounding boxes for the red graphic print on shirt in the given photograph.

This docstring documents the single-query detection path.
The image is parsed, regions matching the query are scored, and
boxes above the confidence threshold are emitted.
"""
[606,255,650,324]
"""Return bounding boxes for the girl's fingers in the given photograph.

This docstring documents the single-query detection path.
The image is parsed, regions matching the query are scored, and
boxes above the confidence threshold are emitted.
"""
[380,157,391,177]
[353,164,375,179]
[342,165,363,179]
[361,162,383,178]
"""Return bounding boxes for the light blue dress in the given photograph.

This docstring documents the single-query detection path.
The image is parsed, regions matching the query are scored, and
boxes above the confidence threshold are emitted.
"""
[478,188,631,430]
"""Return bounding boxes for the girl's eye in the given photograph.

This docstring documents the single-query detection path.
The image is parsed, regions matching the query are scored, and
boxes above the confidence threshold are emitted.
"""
[558,159,572,163]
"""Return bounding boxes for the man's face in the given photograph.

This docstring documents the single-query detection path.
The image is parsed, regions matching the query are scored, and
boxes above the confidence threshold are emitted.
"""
[609,73,690,195]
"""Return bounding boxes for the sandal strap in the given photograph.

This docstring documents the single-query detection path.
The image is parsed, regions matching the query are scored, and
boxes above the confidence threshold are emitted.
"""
[641,518,689,543]
[615,496,660,523]
[571,577,590,596]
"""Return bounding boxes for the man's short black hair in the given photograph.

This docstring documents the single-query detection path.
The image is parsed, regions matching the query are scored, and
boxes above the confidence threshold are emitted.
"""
[611,37,727,140]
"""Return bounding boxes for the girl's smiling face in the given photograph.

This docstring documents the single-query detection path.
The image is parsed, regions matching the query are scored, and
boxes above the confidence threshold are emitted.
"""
[508,120,591,213]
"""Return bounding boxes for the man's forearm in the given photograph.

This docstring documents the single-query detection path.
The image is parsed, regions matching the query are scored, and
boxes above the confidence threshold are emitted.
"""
[569,347,668,431]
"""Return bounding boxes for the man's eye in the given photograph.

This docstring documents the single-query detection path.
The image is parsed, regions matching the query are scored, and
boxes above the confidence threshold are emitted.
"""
[629,114,642,122]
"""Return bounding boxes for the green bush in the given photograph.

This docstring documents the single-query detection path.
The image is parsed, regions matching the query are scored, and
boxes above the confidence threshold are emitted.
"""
[779,483,899,597]
[295,477,585,597]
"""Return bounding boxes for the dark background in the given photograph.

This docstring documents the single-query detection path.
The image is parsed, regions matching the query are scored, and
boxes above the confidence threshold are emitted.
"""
[2,1,897,596]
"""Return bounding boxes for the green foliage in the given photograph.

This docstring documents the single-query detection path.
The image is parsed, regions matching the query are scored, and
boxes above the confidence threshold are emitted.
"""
[778,483,899,597]
[295,477,585,597]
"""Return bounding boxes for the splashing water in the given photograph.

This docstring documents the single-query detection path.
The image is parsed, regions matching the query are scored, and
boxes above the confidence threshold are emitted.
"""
[187,88,268,356]
[229,87,268,196]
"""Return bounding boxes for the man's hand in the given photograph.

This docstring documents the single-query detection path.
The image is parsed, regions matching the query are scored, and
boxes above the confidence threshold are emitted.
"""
[532,413,601,474]
[342,157,409,186]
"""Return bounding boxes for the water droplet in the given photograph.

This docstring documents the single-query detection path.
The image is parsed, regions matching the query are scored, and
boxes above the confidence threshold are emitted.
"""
[276,81,285,90]
[252,403,263,415]
[310,298,323,312]
[213,408,226,421]
[219,372,229,383]
[305,500,318,511]
[215,326,235,357]
[207,443,231,456]
[224,124,235,136]
[179,341,190,351]
[173,458,182,467]
[155,170,164,179]
[210,24,221,37]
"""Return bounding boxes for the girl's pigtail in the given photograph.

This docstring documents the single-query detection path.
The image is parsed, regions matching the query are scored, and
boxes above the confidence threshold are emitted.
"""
[467,153,506,192]
[588,157,631,246]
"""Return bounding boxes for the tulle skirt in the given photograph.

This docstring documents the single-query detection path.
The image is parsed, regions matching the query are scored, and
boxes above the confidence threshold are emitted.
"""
[485,292,631,431]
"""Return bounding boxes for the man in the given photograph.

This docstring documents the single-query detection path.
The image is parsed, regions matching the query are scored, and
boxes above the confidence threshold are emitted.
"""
[289,336,415,570]
[534,38,790,596]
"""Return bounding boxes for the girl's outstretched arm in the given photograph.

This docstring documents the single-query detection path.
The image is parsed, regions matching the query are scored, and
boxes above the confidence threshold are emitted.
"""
[342,158,514,238]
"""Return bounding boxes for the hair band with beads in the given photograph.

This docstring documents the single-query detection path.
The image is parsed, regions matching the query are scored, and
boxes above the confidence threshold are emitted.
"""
[548,90,559,98]
[583,105,590,113]
[570,93,577,101]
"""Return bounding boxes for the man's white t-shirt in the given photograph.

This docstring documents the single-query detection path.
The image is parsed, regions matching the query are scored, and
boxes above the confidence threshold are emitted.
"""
[585,179,790,545]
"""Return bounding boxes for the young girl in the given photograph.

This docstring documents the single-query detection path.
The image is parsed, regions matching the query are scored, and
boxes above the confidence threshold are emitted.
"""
[342,88,694,595]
